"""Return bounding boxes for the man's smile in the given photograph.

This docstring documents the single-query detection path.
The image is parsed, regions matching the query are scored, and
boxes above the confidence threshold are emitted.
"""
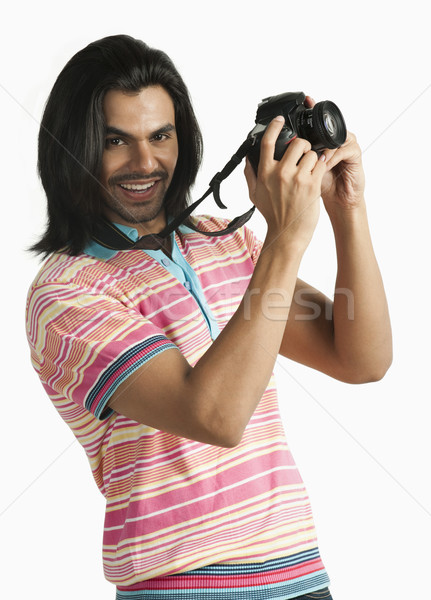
[119,181,156,192]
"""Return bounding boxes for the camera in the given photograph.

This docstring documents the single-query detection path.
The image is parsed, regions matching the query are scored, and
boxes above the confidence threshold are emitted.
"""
[247,91,347,171]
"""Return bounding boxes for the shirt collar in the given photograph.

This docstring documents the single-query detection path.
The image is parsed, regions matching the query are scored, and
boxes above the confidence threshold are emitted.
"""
[84,222,195,260]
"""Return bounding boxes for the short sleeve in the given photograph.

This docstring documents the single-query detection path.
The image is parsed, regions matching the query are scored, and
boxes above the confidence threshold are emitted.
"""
[242,225,263,267]
[26,282,178,420]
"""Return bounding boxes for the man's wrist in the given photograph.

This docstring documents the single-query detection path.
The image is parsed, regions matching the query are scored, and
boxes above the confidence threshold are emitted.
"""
[325,195,367,228]
[326,198,374,257]
[262,233,308,266]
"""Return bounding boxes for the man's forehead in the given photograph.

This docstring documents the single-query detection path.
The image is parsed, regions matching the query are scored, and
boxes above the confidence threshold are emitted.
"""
[103,86,175,126]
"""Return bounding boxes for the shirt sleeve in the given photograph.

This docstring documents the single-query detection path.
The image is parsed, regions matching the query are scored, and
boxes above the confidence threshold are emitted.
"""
[242,224,263,267]
[26,281,178,420]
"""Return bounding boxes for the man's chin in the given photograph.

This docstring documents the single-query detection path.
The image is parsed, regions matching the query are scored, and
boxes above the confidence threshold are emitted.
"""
[103,203,166,231]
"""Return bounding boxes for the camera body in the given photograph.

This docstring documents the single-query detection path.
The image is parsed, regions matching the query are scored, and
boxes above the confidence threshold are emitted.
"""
[247,91,347,171]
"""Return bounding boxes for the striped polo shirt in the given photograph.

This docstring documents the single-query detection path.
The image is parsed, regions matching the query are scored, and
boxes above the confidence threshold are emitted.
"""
[25,216,330,598]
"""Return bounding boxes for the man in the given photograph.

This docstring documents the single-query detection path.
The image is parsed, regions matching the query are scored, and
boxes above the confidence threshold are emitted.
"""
[26,34,392,599]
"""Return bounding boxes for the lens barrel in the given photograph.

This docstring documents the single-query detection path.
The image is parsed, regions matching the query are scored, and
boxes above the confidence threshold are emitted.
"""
[297,100,347,151]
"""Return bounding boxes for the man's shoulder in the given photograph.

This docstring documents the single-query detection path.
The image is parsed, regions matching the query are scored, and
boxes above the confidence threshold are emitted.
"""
[183,214,257,243]
[183,214,262,259]
[185,214,231,234]
[29,251,98,286]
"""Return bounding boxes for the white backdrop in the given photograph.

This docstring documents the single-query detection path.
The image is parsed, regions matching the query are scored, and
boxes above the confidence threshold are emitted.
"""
[1,1,430,598]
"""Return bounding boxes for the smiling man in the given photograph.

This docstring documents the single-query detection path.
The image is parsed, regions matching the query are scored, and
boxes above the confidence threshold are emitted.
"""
[101,86,178,229]
[26,35,392,600]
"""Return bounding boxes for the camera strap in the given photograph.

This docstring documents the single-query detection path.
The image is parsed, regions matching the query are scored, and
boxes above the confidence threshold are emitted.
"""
[92,137,256,251]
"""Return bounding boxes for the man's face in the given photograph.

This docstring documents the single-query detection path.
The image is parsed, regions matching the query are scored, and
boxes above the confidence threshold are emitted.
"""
[100,85,178,233]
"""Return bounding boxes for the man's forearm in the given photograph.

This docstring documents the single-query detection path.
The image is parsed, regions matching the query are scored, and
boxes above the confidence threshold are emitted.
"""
[328,199,393,382]
[186,236,305,445]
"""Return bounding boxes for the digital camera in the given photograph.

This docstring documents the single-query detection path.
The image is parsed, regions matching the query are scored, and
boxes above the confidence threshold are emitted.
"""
[247,91,347,171]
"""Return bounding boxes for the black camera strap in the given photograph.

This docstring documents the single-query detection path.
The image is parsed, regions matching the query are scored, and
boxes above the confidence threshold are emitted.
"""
[92,138,256,251]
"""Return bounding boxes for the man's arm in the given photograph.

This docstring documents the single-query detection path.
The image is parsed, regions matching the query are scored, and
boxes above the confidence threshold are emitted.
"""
[279,131,393,383]
[107,118,327,448]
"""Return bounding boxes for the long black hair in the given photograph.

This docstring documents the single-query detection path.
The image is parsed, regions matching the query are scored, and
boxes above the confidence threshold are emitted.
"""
[31,34,203,257]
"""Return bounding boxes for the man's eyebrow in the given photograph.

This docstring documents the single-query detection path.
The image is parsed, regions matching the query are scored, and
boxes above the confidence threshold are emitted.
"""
[105,123,176,138]
[105,126,130,138]
[154,123,176,135]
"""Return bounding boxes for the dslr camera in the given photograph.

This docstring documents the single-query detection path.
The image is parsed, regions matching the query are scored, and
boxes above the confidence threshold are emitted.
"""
[247,91,347,171]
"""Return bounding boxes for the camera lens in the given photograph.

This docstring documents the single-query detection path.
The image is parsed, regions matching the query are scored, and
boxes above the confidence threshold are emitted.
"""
[324,112,336,136]
[297,100,347,151]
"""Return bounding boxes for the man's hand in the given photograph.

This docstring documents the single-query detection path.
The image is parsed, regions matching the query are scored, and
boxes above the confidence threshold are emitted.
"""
[321,132,365,209]
[305,96,365,211]
[244,115,327,251]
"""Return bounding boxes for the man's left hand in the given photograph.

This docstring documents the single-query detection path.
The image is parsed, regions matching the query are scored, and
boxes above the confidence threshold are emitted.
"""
[305,96,365,211]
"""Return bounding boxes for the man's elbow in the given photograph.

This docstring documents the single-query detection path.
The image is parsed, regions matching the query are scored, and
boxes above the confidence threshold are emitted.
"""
[216,431,244,449]
[340,354,393,384]
[203,416,246,448]
[368,357,393,382]
[196,426,244,449]
[195,402,248,449]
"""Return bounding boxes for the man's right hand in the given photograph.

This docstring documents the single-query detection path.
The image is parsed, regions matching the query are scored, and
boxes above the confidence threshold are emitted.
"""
[244,116,327,253]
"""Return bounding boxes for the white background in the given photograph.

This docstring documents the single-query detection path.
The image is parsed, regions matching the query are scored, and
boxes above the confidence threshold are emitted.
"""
[1,1,430,598]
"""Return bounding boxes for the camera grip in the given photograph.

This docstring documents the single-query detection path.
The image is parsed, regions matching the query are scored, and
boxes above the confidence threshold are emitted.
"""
[247,125,295,172]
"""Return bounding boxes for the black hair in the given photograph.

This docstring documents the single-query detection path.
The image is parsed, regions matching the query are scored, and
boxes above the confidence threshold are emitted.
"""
[31,34,203,256]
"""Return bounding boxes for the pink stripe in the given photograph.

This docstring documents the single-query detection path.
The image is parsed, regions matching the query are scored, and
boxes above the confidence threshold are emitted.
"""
[120,559,325,590]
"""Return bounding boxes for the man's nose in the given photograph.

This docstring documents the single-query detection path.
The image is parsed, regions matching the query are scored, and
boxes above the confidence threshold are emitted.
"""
[129,142,158,173]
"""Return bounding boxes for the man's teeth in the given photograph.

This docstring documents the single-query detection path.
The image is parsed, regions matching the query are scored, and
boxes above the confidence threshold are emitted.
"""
[120,182,155,191]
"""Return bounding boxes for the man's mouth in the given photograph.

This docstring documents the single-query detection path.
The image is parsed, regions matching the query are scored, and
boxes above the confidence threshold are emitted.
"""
[119,181,156,193]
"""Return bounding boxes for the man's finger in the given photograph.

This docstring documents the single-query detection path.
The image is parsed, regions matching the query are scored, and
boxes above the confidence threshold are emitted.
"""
[258,116,286,169]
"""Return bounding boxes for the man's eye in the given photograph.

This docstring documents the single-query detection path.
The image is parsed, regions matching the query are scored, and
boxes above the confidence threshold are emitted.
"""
[106,137,124,147]
[152,134,168,142]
